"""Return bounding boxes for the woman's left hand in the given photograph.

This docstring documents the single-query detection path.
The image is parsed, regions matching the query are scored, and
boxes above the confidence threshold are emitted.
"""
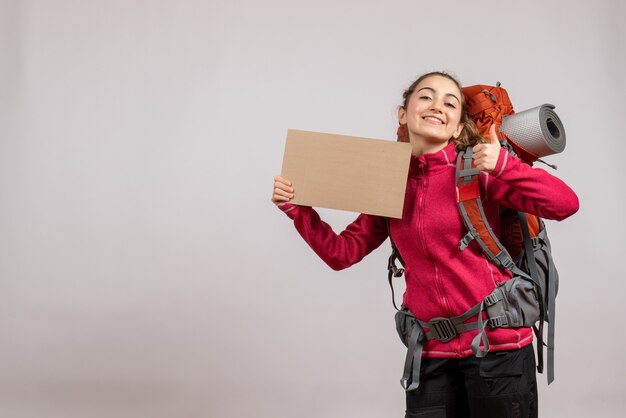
[472,124,501,173]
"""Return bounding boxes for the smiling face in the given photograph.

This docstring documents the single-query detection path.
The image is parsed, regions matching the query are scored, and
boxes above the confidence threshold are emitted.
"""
[398,75,464,155]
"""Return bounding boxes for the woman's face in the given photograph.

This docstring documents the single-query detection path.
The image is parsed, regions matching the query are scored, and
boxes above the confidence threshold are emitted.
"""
[399,75,464,150]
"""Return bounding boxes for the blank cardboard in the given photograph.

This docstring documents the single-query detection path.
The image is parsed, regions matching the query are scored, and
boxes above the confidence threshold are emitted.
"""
[281,129,413,218]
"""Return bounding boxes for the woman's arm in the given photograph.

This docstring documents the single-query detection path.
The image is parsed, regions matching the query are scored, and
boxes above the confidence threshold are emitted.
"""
[273,176,389,270]
[480,148,579,221]
[472,125,579,221]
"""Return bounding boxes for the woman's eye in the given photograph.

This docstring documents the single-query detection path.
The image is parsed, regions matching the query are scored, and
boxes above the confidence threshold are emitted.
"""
[419,96,432,100]
[445,103,456,109]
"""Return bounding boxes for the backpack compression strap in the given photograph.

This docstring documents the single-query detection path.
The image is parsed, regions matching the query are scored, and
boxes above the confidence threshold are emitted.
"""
[519,212,547,377]
[520,215,557,384]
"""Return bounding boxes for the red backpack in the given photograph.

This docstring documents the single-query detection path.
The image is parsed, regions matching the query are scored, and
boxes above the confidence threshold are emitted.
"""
[462,83,542,254]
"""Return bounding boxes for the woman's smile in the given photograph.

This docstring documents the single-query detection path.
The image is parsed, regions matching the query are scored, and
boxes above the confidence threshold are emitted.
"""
[423,115,445,124]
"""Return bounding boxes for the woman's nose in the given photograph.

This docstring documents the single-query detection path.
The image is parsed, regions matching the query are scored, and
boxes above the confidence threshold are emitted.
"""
[430,100,443,112]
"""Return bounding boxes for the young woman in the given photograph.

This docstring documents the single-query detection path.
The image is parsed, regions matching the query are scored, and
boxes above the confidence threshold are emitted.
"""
[271,71,579,418]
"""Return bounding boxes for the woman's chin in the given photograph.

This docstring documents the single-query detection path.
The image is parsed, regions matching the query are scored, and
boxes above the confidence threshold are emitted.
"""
[409,134,450,145]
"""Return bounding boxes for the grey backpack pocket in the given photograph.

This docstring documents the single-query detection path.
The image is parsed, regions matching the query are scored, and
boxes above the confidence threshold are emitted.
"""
[485,277,540,328]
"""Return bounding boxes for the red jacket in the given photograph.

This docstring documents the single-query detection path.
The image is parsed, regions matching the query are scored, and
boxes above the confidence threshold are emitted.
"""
[279,142,579,358]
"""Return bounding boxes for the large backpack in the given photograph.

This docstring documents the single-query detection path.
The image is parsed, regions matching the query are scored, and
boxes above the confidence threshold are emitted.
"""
[389,82,562,391]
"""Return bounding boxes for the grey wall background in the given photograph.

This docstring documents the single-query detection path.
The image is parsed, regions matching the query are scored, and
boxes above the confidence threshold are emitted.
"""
[0,0,624,417]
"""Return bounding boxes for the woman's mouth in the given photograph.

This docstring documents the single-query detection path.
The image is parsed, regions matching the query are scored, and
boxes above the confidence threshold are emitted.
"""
[423,116,444,125]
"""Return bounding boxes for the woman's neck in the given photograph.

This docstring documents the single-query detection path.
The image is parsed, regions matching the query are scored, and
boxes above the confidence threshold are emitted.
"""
[410,139,450,157]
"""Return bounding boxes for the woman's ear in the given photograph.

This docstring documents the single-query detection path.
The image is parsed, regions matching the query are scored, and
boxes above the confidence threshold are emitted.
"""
[398,107,407,125]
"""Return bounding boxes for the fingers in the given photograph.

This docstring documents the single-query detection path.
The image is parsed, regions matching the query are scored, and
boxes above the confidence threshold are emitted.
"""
[474,125,500,153]
[472,149,498,174]
[472,154,492,172]
[274,176,293,193]
[274,187,293,199]
[272,188,293,205]
[472,146,488,159]
[272,175,294,205]
[488,124,501,146]
[274,175,292,186]
[471,124,501,173]
[473,161,489,172]
[472,156,496,173]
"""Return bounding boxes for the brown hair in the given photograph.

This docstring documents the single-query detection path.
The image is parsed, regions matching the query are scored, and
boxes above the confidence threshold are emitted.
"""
[399,71,484,151]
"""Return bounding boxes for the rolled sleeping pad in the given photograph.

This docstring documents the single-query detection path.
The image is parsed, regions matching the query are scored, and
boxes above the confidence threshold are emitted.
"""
[500,104,566,158]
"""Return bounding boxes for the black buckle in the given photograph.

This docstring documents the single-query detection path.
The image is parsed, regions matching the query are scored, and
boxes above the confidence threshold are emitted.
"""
[428,318,457,342]
[388,254,404,277]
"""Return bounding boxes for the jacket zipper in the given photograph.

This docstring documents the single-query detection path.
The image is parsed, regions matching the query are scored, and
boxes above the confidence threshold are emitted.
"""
[417,163,461,355]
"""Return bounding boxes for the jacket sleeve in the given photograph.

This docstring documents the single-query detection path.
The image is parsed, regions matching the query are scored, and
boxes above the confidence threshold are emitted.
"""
[277,204,389,270]
[481,148,580,221]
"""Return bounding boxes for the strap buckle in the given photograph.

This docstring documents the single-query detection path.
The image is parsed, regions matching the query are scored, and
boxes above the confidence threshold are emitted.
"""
[427,317,457,343]
[459,230,476,251]
[388,254,405,277]
[495,251,516,270]
[484,290,502,307]
[488,315,509,328]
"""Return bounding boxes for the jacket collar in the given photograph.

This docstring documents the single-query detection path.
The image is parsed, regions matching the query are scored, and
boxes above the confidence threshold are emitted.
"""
[408,141,457,178]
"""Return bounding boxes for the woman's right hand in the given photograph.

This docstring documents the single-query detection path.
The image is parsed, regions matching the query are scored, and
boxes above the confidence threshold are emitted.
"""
[272,176,294,206]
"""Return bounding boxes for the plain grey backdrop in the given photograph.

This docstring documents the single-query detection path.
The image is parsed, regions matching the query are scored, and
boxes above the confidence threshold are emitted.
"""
[1,0,624,417]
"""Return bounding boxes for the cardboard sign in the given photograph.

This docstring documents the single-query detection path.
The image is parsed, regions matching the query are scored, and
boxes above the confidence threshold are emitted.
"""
[280,129,412,218]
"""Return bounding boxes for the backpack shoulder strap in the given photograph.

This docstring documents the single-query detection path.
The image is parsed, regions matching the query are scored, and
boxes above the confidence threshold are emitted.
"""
[455,147,533,280]
[456,147,514,268]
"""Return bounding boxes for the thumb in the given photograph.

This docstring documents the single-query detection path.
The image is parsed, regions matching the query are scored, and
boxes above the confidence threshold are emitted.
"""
[489,124,501,147]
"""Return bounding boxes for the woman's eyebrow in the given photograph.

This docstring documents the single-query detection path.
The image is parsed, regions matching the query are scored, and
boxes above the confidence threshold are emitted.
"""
[416,87,460,103]
[416,87,435,94]
[446,93,460,103]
